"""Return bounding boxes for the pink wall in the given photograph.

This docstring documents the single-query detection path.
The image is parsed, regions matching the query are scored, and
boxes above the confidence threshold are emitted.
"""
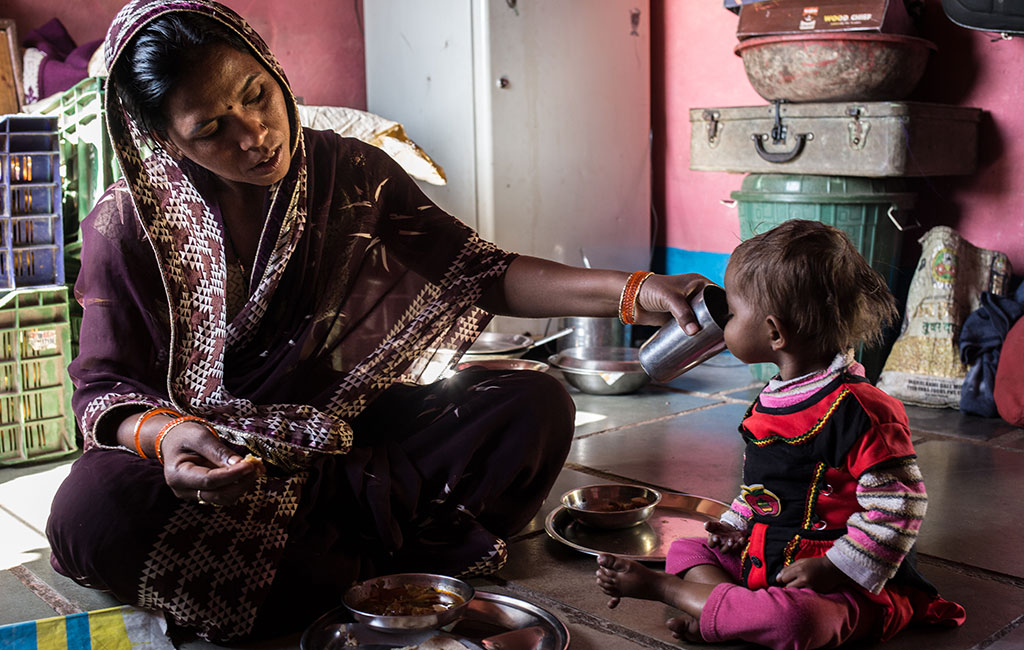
[652,1,762,260]
[654,0,1024,275]
[4,0,366,109]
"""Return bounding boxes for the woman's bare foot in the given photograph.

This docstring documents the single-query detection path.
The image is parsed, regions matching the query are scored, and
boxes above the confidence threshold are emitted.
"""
[667,613,704,643]
[595,553,680,608]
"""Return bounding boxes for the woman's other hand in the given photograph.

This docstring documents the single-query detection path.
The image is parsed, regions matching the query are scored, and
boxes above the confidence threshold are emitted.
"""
[635,273,712,334]
[160,422,262,506]
[705,520,747,554]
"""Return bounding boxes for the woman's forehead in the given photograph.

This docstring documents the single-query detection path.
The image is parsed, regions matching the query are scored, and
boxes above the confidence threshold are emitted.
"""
[165,45,264,118]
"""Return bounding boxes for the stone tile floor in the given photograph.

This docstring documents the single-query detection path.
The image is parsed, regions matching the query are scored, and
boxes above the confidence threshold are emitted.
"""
[2,353,1022,649]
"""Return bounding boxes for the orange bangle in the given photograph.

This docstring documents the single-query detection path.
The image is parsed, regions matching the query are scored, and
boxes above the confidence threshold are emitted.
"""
[618,271,654,325]
[133,407,179,458]
[154,416,218,465]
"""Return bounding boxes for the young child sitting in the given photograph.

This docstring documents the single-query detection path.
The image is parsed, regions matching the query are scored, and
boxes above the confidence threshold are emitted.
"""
[595,220,966,650]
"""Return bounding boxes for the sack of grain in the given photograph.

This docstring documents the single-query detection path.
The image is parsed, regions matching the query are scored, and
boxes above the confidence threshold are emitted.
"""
[877,226,1012,408]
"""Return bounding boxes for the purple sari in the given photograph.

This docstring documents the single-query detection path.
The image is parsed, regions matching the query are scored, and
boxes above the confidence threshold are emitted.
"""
[47,0,574,641]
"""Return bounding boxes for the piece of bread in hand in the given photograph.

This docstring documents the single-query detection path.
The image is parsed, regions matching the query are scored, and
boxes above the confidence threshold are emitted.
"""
[241,453,266,474]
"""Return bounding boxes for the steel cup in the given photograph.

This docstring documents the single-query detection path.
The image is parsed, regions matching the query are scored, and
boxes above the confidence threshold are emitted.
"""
[638,285,728,383]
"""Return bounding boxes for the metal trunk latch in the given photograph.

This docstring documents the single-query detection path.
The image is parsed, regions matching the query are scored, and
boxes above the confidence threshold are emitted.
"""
[702,110,722,148]
[752,100,812,164]
[847,106,870,150]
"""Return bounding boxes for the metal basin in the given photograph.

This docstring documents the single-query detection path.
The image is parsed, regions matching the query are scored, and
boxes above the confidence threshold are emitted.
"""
[547,347,650,395]
[735,32,936,102]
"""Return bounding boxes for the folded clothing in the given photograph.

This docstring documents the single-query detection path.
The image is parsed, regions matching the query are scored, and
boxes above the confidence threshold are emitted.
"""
[959,287,1024,418]
[22,18,101,104]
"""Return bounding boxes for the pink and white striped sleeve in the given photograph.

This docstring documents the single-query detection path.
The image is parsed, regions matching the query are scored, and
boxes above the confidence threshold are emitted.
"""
[826,458,927,594]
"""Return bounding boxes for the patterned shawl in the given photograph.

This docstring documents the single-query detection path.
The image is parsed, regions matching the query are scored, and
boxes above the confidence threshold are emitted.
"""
[69,1,514,638]
[82,0,513,468]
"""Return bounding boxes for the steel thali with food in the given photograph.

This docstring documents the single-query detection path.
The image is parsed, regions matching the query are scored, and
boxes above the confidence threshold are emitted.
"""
[303,588,569,650]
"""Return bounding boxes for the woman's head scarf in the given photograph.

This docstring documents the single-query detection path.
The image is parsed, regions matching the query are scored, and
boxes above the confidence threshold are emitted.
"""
[93,0,512,468]
[100,0,330,466]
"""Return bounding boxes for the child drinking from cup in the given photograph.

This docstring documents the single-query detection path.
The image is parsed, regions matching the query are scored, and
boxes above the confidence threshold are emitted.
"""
[595,220,965,650]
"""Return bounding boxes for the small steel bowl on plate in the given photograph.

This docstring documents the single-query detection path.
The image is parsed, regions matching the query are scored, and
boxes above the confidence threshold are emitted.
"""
[561,484,663,529]
[342,573,475,633]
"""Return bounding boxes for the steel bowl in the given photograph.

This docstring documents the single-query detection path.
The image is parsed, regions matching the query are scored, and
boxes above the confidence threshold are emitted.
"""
[342,573,475,633]
[561,484,662,529]
[455,358,550,373]
[735,32,936,103]
[547,347,650,395]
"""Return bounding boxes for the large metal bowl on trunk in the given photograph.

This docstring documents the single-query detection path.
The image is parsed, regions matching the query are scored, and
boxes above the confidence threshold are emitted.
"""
[735,32,936,103]
[548,347,650,395]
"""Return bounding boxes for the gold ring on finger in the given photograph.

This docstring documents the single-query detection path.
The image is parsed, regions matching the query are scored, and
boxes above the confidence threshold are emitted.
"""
[196,489,220,507]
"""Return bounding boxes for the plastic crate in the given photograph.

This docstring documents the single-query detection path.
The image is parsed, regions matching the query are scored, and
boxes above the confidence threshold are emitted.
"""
[45,77,121,257]
[0,115,65,291]
[0,286,76,466]
[731,174,915,382]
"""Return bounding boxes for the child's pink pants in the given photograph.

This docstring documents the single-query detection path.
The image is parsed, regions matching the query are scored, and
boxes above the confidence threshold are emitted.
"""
[666,538,882,650]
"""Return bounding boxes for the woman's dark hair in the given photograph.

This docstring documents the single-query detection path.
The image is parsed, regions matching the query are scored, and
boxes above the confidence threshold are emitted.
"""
[110,13,253,137]
[727,219,899,357]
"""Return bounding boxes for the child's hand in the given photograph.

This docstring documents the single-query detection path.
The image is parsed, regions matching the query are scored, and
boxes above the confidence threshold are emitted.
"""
[776,556,853,593]
[705,520,747,554]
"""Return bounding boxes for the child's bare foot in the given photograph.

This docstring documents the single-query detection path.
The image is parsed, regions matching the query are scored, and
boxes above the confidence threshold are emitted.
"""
[595,553,676,609]
[667,613,704,644]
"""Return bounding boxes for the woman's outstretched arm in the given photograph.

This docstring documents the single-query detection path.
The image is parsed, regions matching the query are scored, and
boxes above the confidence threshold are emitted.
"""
[478,255,711,334]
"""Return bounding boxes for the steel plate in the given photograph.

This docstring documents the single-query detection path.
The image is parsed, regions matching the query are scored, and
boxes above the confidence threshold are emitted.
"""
[544,491,728,562]
[465,333,533,356]
[301,591,569,650]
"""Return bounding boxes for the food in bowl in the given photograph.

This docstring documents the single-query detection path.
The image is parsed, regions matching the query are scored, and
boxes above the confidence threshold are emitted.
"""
[357,582,464,617]
[343,573,474,632]
[561,484,662,529]
[584,496,653,512]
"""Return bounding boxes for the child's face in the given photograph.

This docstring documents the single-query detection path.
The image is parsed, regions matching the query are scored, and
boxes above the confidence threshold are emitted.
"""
[722,266,774,365]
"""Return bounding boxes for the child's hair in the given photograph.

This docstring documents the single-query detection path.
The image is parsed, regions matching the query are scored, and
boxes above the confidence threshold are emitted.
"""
[727,219,898,357]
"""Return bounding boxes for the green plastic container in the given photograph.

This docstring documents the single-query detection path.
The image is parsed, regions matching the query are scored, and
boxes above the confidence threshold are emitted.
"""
[45,77,122,254]
[0,286,77,466]
[730,174,915,382]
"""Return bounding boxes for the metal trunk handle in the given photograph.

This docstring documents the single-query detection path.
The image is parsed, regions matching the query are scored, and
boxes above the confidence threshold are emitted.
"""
[750,100,811,164]
[751,132,808,163]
